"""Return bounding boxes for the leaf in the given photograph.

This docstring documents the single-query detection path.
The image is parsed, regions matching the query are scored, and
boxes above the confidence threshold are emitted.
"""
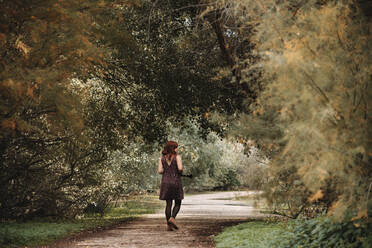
[15,37,31,57]
[1,119,16,131]
[26,84,38,99]
[351,208,368,221]
[0,33,6,46]
[308,189,323,203]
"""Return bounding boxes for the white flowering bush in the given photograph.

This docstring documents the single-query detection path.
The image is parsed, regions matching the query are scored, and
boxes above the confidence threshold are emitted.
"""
[166,119,268,191]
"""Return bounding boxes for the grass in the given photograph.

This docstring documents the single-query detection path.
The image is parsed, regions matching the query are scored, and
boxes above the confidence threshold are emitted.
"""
[215,221,286,248]
[0,194,162,248]
[215,193,284,248]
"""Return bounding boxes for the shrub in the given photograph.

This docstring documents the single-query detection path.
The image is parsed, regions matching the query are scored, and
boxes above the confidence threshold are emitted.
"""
[275,217,372,248]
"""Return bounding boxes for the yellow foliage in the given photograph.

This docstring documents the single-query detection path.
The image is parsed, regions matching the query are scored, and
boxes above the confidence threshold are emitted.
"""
[1,119,16,131]
[98,0,106,7]
[15,37,31,57]
[0,33,6,46]
[328,199,340,214]
[316,167,328,181]
[252,108,263,116]
[80,36,91,47]
[2,78,15,88]
[351,208,368,221]
[308,189,324,203]
[281,136,296,156]
[26,84,39,99]
[76,49,85,57]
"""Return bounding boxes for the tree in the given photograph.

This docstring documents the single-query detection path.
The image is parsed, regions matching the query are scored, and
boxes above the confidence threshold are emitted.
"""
[0,0,134,219]
[0,0,261,219]
[222,0,371,219]
[96,0,263,142]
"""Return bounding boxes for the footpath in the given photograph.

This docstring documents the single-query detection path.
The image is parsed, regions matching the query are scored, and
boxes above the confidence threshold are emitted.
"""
[50,191,266,248]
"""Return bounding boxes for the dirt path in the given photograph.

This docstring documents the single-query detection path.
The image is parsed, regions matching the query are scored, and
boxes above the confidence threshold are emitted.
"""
[52,191,267,248]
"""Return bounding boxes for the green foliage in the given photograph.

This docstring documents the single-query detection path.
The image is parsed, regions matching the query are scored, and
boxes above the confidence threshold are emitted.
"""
[0,0,262,220]
[275,217,372,248]
[215,218,372,248]
[0,221,89,248]
[165,119,267,191]
[0,194,162,248]
[101,0,261,142]
[96,143,160,200]
[221,0,372,219]
[214,168,241,190]
[215,221,284,248]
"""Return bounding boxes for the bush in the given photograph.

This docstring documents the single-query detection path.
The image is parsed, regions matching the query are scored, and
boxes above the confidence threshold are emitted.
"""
[276,217,372,248]
[215,217,372,248]
[220,0,372,221]
[165,119,267,191]
[214,168,241,190]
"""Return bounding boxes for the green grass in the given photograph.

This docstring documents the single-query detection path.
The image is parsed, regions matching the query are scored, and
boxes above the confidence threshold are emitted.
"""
[215,221,286,248]
[0,194,162,248]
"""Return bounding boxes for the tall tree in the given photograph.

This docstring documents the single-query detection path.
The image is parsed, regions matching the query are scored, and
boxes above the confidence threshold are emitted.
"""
[98,0,262,142]
[0,0,134,219]
[224,0,371,219]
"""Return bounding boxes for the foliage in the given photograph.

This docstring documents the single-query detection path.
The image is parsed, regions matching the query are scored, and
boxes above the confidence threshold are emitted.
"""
[95,143,160,202]
[0,194,162,248]
[215,217,372,248]
[219,0,372,219]
[215,221,284,248]
[1,0,262,220]
[275,217,372,248]
[165,119,267,191]
[0,0,134,219]
[101,0,261,142]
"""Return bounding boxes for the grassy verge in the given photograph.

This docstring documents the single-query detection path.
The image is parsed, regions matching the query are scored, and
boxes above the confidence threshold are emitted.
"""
[215,193,284,248]
[0,194,162,248]
[215,218,372,248]
[215,221,285,248]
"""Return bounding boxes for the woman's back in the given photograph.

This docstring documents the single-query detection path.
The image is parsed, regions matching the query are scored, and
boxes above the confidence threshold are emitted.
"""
[161,156,181,181]
[159,155,184,200]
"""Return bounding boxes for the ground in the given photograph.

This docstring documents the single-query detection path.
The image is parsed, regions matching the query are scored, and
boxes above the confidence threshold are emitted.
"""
[47,191,267,248]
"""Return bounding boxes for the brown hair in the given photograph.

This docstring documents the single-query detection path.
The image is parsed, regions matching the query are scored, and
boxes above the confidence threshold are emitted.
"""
[162,141,178,160]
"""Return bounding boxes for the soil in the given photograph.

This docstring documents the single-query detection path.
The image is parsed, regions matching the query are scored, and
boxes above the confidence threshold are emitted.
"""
[45,191,268,248]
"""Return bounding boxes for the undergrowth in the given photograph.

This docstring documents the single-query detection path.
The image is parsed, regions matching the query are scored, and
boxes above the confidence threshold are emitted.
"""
[215,217,372,248]
[0,194,162,248]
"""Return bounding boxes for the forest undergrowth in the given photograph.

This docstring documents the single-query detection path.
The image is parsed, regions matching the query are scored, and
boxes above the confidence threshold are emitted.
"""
[0,195,162,248]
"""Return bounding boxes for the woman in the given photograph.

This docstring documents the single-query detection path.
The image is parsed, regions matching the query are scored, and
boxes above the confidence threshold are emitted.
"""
[158,141,184,231]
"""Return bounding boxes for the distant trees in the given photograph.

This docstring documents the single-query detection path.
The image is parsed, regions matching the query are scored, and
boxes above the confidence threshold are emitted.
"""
[165,120,268,191]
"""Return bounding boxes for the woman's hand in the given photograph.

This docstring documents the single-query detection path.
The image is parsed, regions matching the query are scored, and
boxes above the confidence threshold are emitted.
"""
[157,158,164,174]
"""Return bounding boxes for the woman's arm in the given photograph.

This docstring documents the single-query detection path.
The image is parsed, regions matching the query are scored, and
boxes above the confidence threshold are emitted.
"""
[157,158,164,174]
[176,155,183,173]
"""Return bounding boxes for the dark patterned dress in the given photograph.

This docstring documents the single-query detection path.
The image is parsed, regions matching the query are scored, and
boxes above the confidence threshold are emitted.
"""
[159,156,184,200]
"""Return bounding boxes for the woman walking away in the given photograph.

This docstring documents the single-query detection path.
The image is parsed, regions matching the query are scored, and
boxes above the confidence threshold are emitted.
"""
[158,141,184,231]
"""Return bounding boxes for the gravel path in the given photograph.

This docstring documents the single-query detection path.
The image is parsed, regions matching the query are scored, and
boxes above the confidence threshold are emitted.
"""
[51,191,267,248]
